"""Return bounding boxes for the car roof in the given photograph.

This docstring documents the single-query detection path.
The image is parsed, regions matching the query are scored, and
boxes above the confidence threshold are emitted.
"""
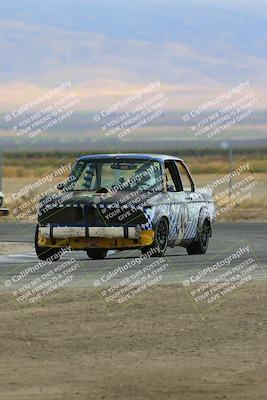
[78,154,183,162]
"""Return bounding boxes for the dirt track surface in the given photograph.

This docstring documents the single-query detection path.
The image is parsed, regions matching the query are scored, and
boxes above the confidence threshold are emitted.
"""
[1,284,267,400]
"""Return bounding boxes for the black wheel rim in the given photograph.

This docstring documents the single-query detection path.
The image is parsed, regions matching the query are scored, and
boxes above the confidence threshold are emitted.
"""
[201,222,209,247]
[157,220,167,250]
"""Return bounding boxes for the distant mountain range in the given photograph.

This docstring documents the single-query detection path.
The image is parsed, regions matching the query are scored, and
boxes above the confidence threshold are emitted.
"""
[0,0,266,150]
[1,109,266,151]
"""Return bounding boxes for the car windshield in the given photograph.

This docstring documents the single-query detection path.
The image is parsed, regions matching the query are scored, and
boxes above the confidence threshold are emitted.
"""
[65,159,163,192]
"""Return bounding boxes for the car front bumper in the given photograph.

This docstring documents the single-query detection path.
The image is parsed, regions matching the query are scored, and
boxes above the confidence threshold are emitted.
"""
[38,225,155,249]
[40,225,143,240]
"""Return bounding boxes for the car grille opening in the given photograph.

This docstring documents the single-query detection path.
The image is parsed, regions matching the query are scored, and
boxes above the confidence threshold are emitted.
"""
[39,206,148,226]
[39,207,84,225]
[96,208,147,225]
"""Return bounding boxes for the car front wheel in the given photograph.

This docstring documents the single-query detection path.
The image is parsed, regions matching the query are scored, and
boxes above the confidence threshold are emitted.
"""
[35,225,62,261]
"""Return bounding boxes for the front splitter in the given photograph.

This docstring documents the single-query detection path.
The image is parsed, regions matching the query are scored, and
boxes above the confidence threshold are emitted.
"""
[38,230,155,249]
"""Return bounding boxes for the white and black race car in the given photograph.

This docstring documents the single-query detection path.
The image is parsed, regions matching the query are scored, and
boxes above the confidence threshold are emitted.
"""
[35,154,216,260]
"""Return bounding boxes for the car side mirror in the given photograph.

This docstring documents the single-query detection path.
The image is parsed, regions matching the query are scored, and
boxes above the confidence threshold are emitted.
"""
[167,184,175,192]
[57,182,65,190]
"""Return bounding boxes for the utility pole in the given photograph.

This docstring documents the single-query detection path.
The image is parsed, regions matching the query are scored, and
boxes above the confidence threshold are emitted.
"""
[228,142,233,198]
[220,141,233,198]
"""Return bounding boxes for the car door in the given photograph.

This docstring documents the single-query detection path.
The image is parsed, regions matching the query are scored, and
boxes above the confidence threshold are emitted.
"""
[175,160,203,240]
[163,160,190,243]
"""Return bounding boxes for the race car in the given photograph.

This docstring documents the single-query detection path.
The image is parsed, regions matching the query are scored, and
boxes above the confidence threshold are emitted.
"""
[0,191,9,217]
[35,154,215,260]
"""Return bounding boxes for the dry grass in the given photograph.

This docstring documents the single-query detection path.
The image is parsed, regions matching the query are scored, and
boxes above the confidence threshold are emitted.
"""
[2,174,266,222]
[1,156,266,222]
[3,153,267,175]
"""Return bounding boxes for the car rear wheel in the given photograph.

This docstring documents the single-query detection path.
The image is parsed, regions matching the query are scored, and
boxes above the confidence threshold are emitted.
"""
[35,225,62,261]
[186,219,210,255]
[141,217,169,257]
[87,249,107,260]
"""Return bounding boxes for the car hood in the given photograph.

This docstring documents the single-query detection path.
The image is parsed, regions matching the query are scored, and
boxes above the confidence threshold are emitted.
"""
[39,190,164,209]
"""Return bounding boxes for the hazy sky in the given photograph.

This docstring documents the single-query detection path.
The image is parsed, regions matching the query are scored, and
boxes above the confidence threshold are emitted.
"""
[0,0,267,111]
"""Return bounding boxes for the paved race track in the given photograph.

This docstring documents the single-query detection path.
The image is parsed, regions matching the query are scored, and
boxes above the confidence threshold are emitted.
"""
[0,222,266,291]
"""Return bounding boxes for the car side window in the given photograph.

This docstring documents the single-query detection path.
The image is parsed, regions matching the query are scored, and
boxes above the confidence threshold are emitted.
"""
[71,162,97,190]
[164,161,183,192]
[176,161,194,192]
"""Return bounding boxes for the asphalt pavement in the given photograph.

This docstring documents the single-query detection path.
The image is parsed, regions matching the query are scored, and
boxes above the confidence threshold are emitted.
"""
[0,222,266,292]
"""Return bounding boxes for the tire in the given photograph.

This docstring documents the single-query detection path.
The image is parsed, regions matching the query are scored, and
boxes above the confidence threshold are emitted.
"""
[87,249,107,260]
[141,217,169,257]
[35,225,62,261]
[186,219,210,255]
